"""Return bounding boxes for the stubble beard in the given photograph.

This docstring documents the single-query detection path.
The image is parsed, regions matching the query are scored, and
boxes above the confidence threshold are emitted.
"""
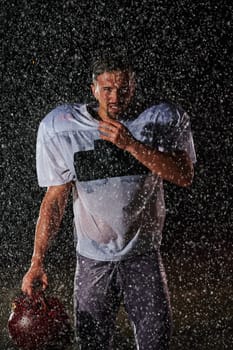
[107,110,119,120]
[106,104,128,120]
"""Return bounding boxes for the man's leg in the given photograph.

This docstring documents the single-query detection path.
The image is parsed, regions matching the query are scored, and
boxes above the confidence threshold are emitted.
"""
[73,255,122,350]
[120,251,172,350]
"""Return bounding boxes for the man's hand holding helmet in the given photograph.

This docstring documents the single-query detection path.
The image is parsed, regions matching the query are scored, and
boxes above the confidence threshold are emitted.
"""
[22,262,48,297]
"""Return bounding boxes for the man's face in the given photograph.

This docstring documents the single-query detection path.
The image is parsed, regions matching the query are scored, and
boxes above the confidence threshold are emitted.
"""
[91,70,135,120]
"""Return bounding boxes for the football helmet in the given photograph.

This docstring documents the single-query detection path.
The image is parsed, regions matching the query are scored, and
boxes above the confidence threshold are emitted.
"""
[8,291,72,349]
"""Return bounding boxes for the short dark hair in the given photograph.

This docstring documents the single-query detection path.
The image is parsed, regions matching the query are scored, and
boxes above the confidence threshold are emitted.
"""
[92,54,134,81]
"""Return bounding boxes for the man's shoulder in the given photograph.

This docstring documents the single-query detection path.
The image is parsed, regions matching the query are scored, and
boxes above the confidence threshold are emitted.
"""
[38,103,91,138]
[41,103,86,126]
[137,101,185,125]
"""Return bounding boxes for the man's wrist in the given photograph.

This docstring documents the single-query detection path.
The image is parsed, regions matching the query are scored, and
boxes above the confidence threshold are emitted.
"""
[31,255,44,267]
[126,138,142,155]
[125,137,138,153]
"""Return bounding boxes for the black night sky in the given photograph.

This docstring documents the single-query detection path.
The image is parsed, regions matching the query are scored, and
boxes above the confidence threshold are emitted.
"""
[1,1,233,349]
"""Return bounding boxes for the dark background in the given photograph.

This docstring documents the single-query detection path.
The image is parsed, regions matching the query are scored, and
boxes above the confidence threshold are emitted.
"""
[1,0,232,265]
[1,0,233,349]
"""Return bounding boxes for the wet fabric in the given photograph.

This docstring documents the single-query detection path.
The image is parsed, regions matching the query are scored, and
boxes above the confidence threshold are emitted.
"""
[36,102,196,261]
[74,250,172,350]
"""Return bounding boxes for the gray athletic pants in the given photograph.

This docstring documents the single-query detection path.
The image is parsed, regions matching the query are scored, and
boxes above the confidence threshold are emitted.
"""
[74,250,172,349]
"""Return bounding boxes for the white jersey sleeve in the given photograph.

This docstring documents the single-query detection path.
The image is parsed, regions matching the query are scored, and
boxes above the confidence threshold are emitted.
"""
[132,103,196,163]
[165,105,196,163]
[36,106,76,187]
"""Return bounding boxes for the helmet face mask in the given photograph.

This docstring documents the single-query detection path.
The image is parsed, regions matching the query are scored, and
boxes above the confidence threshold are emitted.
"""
[8,292,72,350]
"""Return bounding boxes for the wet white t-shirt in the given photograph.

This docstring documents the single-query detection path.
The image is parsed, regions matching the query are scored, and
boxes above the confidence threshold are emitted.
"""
[36,102,196,261]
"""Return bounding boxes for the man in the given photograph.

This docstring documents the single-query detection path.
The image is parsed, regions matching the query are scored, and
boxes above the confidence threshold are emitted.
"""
[22,55,196,349]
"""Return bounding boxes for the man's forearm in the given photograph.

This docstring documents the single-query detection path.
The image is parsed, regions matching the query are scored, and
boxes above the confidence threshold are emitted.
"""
[31,204,61,266]
[126,139,194,187]
[31,184,71,266]
[98,119,194,187]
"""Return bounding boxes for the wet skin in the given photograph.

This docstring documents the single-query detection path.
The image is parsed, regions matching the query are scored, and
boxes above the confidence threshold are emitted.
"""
[91,70,135,121]
[21,70,193,297]
[91,70,137,151]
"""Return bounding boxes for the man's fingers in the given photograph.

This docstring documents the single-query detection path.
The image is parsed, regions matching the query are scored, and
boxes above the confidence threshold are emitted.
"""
[98,125,115,140]
[99,119,120,127]
[21,270,48,296]
[41,274,48,290]
[21,282,33,297]
[99,124,116,133]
